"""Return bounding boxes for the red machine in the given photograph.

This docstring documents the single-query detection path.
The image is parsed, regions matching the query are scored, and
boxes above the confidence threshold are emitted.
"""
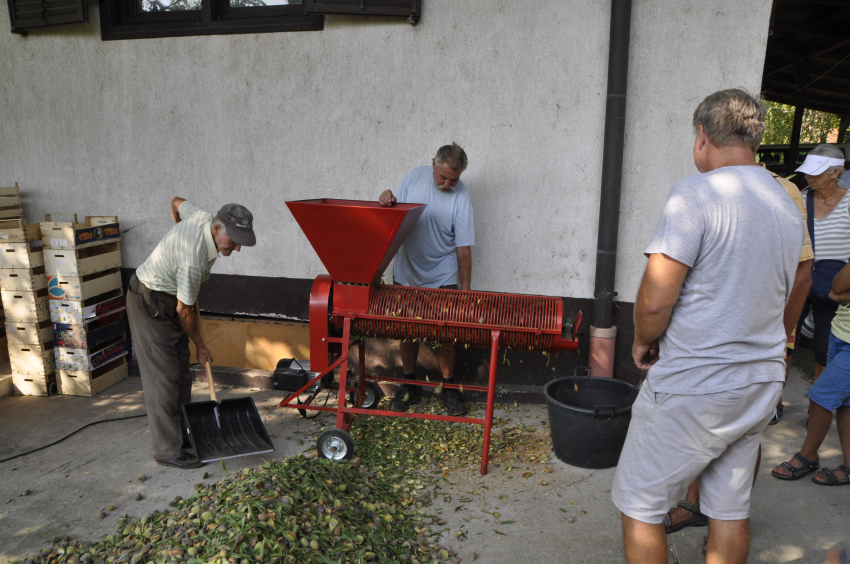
[278,199,581,474]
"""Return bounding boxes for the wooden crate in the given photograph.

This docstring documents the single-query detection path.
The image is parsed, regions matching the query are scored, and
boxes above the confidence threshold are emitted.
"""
[6,320,53,345]
[55,336,128,371]
[47,269,121,301]
[1,288,50,322]
[44,242,121,278]
[13,371,57,396]
[0,220,40,243]
[0,267,47,292]
[0,184,20,197]
[0,207,24,220]
[54,315,125,349]
[59,356,128,397]
[10,340,55,375]
[0,242,44,269]
[50,290,125,324]
[41,216,120,250]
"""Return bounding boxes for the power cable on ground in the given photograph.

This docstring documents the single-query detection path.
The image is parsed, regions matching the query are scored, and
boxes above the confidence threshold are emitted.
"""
[0,413,147,464]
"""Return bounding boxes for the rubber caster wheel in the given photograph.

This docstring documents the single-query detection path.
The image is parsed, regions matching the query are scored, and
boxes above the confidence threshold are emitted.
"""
[350,381,382,410]
[317,429,354,461]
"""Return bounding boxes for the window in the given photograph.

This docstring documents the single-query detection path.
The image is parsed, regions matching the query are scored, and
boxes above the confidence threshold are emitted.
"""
[7,0,88,35]
[99,0,323,40]
[99,0,419,40]
[304,0,419,24]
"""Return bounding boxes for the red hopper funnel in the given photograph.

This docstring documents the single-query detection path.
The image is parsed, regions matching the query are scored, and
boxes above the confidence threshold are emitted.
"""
[286,199,426,284]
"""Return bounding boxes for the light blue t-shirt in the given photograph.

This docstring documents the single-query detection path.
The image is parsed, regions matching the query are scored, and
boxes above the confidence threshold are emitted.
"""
[644,165,804,394]
[392,165,475,288]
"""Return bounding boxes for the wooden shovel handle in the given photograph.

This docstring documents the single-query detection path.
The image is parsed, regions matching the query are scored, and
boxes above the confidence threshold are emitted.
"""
[194,301,217,403]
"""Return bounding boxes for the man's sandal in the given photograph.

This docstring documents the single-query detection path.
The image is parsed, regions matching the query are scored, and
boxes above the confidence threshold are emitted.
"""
[812,464,850,486]
[771,451,820,481]
[663,500,708,534]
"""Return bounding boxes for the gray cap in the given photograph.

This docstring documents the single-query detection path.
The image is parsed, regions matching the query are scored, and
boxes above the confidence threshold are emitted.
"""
[215,203,256,247]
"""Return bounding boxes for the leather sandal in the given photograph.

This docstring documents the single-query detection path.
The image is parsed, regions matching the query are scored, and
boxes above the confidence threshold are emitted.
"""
[812,464,850,486]
[771,451,819,481]
[664,500,708,534]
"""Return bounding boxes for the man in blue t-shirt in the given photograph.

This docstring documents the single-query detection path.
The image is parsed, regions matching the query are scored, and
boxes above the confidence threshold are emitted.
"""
[378,143,475,416]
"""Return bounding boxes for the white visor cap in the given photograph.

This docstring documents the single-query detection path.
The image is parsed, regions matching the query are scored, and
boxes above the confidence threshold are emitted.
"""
[795,154,846,176]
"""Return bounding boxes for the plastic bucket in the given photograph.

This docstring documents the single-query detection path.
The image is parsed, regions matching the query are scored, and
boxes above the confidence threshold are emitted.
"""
[544,374,639,469]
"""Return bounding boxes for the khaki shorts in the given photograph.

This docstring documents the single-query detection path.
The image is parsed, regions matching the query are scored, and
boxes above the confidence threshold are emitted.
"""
[611,379,783,523]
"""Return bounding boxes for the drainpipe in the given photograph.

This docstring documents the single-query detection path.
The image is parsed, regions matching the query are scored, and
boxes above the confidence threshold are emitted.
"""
[589,0,632,378]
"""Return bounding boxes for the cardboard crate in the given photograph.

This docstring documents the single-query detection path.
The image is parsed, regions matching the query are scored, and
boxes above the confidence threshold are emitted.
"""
[6,320,53,345]
[13,371,57,396]
[41,216,120,250]
[2,288,50,322]
[59,356,128,397]
[44,242,121,278]
[54,316,125,349]
[0,267,47,292]
[0,242,44,269]
[55,337,128,371]
[50,291,125,324]
[0,219,40,243]
[10,340,55,375]
[47,269,121,301]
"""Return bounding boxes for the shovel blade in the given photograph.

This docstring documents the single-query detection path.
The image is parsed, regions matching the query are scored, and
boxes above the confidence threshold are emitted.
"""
[183,397,275,463]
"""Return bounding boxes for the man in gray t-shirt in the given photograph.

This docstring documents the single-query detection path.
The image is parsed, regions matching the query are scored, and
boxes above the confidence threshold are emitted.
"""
[611,90,805,564]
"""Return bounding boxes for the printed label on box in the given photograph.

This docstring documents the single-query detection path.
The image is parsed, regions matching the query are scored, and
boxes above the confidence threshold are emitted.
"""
[59,239,67,248]
[55,339,128,371]
[49,294,126,324]
[50,238,58,247]
[53,317,125,348]
[74,224,120,247]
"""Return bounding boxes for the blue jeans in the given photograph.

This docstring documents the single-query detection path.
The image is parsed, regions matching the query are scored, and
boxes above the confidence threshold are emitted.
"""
[807,332,850,411]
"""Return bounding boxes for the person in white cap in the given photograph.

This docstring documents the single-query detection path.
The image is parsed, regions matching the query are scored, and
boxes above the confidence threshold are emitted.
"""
[791,145,848,382]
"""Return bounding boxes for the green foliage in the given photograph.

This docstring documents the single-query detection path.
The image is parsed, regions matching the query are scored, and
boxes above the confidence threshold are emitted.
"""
[762,100,843,145]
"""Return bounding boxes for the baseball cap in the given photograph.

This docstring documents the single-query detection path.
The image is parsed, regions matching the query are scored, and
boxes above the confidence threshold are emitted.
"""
[215,203,256,247]
[795,154,846,176]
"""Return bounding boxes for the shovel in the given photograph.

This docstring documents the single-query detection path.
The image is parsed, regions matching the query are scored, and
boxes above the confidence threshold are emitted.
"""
[182,302,275,463]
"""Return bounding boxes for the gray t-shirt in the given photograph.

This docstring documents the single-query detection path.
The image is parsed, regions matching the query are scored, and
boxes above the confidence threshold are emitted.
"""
[645,165,805,394]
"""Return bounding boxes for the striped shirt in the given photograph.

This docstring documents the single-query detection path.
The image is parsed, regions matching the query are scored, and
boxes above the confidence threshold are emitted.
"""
[802,187,850,262]
[135,201,218,305]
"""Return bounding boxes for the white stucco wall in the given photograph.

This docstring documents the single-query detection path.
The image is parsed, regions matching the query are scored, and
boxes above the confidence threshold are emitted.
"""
[0,0,772,304]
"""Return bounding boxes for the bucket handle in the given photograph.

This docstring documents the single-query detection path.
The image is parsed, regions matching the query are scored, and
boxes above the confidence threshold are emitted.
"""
[574,366,594,377]
[592,405,616,419]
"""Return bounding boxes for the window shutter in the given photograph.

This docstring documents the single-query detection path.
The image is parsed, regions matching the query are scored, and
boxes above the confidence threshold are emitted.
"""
[304,0,419,24]
[7,0,88,34]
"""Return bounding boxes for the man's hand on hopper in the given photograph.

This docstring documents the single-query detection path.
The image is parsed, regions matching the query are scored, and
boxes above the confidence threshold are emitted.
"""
[379,190,397,207]
[632,340,659,370]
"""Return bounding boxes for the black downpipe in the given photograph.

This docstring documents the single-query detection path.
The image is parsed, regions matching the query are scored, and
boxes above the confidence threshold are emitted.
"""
[592,0,632,330]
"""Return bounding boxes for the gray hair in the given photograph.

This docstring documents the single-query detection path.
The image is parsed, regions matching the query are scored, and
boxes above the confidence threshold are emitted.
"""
[211,218,225,232]
[434,143,468,171]
[692,89,766,151]
[809,144,847,182]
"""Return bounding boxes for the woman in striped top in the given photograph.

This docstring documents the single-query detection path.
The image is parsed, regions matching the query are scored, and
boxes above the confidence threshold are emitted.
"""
[799,144,849,380]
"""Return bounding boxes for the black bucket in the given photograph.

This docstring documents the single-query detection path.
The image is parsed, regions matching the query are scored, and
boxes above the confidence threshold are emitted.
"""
[544,369,639,469]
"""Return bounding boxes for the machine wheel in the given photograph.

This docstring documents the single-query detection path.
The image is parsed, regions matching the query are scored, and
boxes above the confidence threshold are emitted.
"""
[350,381,382,410]
[317,429,354,461]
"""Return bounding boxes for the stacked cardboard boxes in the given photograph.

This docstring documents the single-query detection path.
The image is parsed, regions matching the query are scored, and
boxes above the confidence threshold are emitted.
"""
[42,215,129,396]
[0,184,54,396]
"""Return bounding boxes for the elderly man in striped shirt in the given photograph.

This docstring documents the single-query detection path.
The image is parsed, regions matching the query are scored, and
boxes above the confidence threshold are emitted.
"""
[127,197,256,469]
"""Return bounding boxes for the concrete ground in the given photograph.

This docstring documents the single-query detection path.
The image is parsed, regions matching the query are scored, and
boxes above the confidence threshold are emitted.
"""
[0,367,847,564]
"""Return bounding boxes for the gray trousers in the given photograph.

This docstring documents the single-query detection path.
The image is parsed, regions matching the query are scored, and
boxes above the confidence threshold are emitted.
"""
[127,274,192,460]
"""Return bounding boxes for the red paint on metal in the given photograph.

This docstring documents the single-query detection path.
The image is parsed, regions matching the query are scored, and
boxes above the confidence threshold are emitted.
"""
[286,199,426,284]
[308,275,333,372]
[280,198,581,474]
